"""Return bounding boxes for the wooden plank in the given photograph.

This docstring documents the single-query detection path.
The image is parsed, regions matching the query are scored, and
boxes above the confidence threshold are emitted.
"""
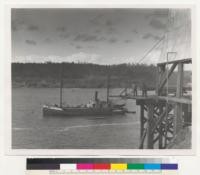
[156,65,165,94]
[176,63,184,97]
[109,95,123,98]
[158,96,191,104]
[156,67,159,95]
[140,104,145,140]
[158,62,177,94]
[163,111,169,148]
[183,104,192,125]
[147,103,154,149]
[111,94,191,105]
[174,63,184,135]
[139,128,147,149]
[157,58,192,66]
[174,103,183,135]
[158,105,164,149]
[139,104,145,149]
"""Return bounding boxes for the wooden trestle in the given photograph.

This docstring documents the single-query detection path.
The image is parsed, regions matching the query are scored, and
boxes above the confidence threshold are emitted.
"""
[137,97,191,149]
[113,58,192,149]
[136,58,192,149]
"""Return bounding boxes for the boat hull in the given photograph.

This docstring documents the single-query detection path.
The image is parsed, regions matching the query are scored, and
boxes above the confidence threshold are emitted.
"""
[43,105,114,116]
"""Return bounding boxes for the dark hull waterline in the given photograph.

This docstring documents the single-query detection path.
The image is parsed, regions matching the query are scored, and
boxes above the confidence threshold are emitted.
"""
[42,105,125,116]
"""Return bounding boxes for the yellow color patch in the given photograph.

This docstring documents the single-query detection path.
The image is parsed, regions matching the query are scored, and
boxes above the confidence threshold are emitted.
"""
[111,163,127,170]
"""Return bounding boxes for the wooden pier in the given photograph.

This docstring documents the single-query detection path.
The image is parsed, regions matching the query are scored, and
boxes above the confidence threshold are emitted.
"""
[139,58,192,149]
[110,58,192,149]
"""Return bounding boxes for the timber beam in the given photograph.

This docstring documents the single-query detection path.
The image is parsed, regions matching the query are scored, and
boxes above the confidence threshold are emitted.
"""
[157,58,192,66]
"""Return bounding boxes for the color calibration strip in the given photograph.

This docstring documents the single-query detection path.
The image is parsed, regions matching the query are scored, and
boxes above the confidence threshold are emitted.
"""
[28,163,178,170]
[27,158,178,174]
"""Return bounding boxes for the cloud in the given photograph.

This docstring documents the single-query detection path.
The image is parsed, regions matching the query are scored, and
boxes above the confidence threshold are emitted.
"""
[65,52,100,63]
[57,26,67,32]
[146,9,168,19]
[76,45,82,49]
[149,19,166,30]
[59,33,70,39]
[13,55,61,63]
[44,38,52,43]
[99,36,106,41]
[12,23,17,31]
[142,33,162,40]
[74,33,104,42]
[124,39,132,43]
[90,15,118,35]
[89,14,104,25]
[106,27,116,34]
[13,53,101,64]
[94,29,101,33]
[132,29,138,34]
[11,20,25,31]
[108,37,118,43]
[27,25,39,31]
[105,20,113,26]
[25,39,37,45]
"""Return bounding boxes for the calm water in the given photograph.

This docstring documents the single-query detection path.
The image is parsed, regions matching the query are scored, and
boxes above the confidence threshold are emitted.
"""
[12,88,141,149]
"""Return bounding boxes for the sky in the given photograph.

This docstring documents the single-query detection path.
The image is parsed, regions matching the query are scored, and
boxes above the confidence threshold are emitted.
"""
[11,8,190,65]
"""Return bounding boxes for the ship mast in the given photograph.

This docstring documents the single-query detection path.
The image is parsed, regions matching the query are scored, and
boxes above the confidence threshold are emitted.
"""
[59,63,63,107]
[107,73,110,103]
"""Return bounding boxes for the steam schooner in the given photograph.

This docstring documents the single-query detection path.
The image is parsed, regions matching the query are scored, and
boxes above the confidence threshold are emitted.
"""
[42,64,126,116]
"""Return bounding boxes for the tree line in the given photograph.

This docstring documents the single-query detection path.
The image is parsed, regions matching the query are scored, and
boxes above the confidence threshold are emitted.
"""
[12,62,190,89]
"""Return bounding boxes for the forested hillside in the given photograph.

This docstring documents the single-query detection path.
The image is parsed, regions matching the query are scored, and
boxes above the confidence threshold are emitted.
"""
[12,62,191,89]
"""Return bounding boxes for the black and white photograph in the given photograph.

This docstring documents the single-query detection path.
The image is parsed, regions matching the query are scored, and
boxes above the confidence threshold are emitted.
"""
[11,8,192,150]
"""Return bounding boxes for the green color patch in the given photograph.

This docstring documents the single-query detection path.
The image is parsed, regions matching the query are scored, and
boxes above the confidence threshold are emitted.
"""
[127,164,144,170]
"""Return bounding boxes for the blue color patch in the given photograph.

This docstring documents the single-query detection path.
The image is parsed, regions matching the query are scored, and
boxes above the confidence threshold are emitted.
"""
[161,164,178,170]
[144,164,161,170]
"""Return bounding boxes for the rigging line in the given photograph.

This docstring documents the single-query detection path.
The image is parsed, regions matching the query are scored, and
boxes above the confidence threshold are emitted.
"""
[183,11,187,59]
[150,39,164,63]
[184,10,190,59]
[165,11,177,104]
[163,9,171,139]
[136,10,172,64]
[164,8,170,124]
[171,30,180,53]
[137,35,165,64]
[170,11,181,56]
[166,9,171,103]
[159,39,165,63]
[170,12,179,53]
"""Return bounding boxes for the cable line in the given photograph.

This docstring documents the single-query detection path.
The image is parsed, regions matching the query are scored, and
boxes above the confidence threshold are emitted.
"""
[137,36,165,64]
